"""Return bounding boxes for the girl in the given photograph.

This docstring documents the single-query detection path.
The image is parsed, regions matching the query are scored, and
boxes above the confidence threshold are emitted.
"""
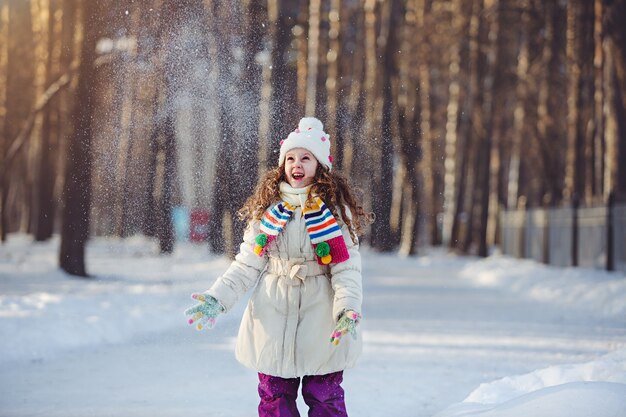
[185,117,370,417]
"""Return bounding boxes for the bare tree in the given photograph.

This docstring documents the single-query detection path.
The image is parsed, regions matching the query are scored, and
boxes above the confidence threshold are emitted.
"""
[267,0,301,168]
[592,0,605,196]
[1,0,35,242]
[2,0,624,262]
[206,0,266,256]
[441,0,468,247]
[564,0,595,203]
[396,0,421,256]
[35,0,61,241]
[59,0,104,276]
[305,0,322,116]
[112,4,142,238]
[414,0,436,247]
[535,0,567,205]
[372,0,401,251]
[340,3,366,176]
[603,0,626,197]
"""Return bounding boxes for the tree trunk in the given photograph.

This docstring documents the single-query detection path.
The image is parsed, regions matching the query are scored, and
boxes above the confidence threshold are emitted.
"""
[396,0,420,255]
[457,0,484,253]
[535,0,567,205]
[564,0,594,202]
[59,0,102,276]
[144,112,161,239]
[487,0,515,249]
[603,0,626,197]
[519,0,544,208]
[158,115,176,254]
[35,0,60,241]
[305,0,321,117]
[507,2,529,209]
[342,4,366,177]
[593,0,605,196]
[267,0,300,168]
[229,0,266,251]
[373,0,400,251]
[54,0,77,232]
[476,0,498,257]
[608,63,626,198]
[1,0,35,242]
[577,0,595,202]
[113,6,140,238]
[326,0,340,162]
[415,0,436,246]
[441,0,466,247]
[205,0,264,256]
[152,0,181,254]
[614,69,626,197]
[362,0,388,248]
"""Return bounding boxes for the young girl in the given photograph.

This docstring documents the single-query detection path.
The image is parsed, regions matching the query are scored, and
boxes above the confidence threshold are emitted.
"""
[185,117,370,417]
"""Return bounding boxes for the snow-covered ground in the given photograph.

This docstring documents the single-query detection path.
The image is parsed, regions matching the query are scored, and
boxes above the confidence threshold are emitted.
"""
[1,234,625,417]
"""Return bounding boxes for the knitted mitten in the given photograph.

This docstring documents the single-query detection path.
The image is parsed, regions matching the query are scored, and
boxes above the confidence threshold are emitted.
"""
[330,310,361,345]
[184,293,224,331]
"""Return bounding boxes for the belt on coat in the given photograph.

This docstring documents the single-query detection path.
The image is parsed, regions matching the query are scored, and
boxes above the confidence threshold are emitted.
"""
[266,257,330,285]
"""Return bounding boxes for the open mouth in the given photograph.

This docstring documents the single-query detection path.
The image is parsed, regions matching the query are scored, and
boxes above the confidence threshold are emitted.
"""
[292,173,305,180]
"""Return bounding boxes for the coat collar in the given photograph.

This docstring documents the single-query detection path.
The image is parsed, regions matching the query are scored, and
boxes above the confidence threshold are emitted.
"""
[279,181,311,208]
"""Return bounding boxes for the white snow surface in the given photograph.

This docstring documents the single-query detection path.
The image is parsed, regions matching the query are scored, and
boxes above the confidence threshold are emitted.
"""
[1,234,625,417]
[459,255,626,318]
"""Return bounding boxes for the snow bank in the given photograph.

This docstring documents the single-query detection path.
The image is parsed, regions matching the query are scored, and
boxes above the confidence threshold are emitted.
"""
[435,350,626,417]
[459,255,626,319]
[0,234,229,365]
[436,382,626,417]
[436,254,626,417]
[464,349,626,404]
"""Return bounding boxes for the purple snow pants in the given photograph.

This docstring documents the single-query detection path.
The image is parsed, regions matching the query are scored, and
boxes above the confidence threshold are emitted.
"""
[257,371,348,417]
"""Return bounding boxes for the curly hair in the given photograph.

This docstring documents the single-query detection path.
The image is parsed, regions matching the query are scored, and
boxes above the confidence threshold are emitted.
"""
[238,164,372,243]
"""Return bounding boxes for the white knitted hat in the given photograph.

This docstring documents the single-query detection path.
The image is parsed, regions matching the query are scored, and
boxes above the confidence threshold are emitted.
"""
[278,117,333,171]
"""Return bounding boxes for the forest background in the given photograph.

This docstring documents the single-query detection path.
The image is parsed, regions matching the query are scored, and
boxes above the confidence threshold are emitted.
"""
[1,0,625,276]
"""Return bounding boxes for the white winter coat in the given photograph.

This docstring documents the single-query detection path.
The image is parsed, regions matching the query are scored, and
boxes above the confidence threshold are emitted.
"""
[206,182,363,378]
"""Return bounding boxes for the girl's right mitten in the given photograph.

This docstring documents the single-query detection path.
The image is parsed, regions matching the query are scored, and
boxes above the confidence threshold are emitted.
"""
[184,293,224,331]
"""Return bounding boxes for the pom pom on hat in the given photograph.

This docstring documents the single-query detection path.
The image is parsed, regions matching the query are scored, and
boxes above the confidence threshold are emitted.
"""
[278,117,333,171]
[299,117,324,132]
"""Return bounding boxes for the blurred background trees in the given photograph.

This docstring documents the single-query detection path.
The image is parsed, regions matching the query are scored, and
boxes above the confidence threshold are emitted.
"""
[0,0,625,276]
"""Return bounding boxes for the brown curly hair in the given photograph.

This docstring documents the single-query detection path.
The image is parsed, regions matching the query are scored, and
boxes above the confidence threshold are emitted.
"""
[238,164,372,243]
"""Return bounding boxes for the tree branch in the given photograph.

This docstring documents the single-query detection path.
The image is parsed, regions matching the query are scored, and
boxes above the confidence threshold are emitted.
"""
[0,64,77,181]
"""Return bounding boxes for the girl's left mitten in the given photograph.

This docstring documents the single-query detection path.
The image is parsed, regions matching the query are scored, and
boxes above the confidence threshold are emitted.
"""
[184,293,225,331]
[330,310,361,345]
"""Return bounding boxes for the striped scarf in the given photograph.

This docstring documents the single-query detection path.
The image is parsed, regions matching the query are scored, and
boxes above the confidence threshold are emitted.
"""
[253,196,350,265]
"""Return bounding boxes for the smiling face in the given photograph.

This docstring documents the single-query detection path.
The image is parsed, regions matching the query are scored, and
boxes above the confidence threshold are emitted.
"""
[284,148,319,188]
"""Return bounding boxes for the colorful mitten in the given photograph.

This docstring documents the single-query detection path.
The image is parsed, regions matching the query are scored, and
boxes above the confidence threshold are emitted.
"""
[330,310,361,345]
[184,293,224,331]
